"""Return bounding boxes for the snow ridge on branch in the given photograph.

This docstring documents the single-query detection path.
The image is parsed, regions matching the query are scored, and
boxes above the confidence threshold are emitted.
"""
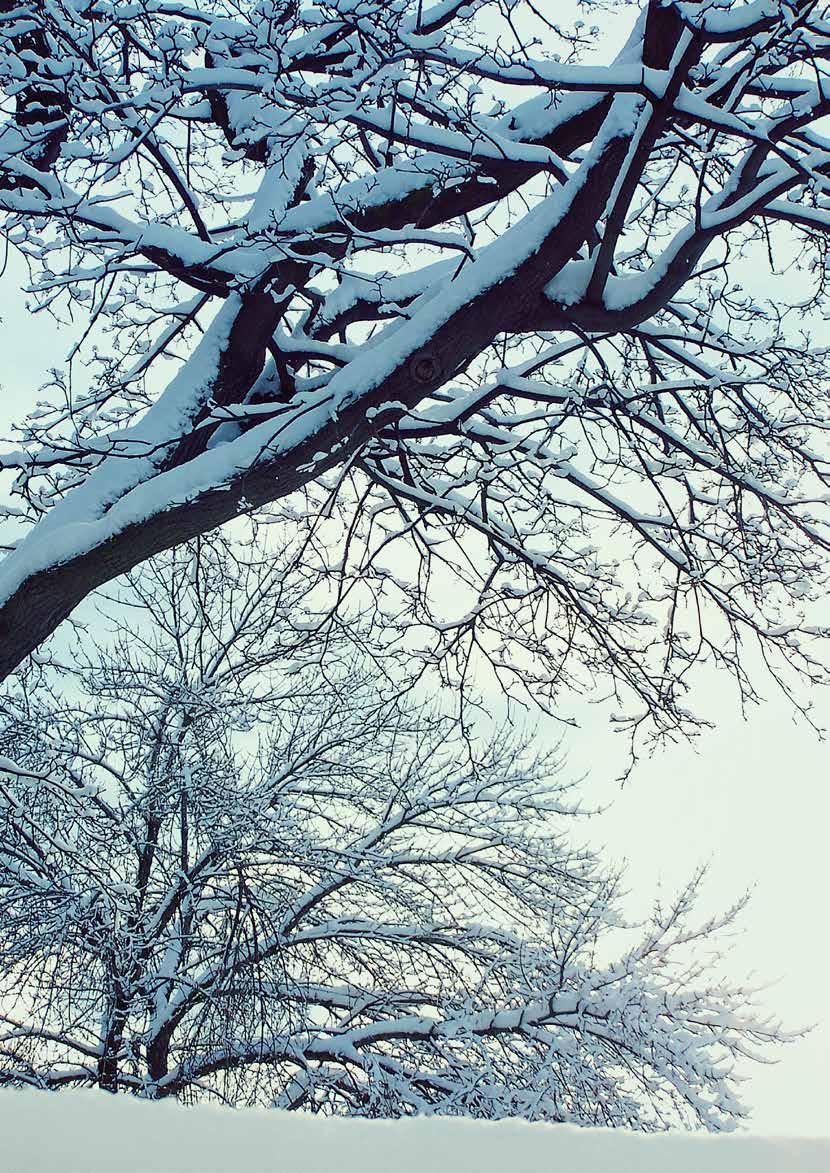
[0,1,829,738]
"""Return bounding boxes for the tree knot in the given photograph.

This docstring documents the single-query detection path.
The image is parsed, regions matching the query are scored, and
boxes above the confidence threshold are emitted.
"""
[409,351,443,385]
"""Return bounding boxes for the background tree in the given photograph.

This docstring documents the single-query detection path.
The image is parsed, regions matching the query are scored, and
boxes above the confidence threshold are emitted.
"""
[0,532,789,1128]
[0,1,828,737]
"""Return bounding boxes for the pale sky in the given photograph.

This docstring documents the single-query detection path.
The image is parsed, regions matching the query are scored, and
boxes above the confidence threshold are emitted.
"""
[566,687,830,1136]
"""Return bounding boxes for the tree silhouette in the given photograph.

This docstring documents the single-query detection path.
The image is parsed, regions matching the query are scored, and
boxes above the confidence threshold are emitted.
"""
[0,532,789,1126]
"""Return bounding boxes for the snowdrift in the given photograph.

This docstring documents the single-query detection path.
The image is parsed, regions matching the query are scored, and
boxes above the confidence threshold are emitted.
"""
[2,1091,829,1173]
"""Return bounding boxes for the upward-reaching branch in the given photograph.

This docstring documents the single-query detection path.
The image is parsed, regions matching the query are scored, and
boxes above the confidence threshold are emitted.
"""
[0,0,829,733]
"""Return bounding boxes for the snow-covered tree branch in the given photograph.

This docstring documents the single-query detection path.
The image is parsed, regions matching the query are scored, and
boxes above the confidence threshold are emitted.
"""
[0,532,792,1126]
[1,0,830,735]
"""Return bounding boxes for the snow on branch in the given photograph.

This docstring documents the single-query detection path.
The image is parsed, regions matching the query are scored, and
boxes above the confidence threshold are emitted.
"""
[0,1,829,740]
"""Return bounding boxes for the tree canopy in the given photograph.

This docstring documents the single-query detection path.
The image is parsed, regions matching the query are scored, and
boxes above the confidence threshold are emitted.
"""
[0,0,829,734]
[0,533,788,1127]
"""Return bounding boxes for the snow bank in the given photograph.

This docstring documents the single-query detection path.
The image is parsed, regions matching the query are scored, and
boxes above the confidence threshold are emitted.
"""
[1,1091,828,1173]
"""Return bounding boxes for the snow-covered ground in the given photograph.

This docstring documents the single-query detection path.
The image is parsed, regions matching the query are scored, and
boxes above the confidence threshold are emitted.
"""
[2,1091,828,1173]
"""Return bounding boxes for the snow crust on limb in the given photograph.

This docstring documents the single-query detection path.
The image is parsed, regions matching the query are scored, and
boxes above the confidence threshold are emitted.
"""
[2,1,830,743]
[2,1089,829,1173]
[0,112,626,603]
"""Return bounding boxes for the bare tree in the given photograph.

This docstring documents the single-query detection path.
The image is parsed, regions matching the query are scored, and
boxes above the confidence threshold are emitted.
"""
[0,1,828,734]
[0,532,790,1127]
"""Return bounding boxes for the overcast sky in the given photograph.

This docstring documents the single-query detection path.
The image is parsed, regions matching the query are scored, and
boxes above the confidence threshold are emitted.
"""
[565,687,830,1136]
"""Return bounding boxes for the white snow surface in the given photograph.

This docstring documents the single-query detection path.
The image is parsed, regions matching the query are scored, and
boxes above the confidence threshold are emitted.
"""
[1,1090,828,1173]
